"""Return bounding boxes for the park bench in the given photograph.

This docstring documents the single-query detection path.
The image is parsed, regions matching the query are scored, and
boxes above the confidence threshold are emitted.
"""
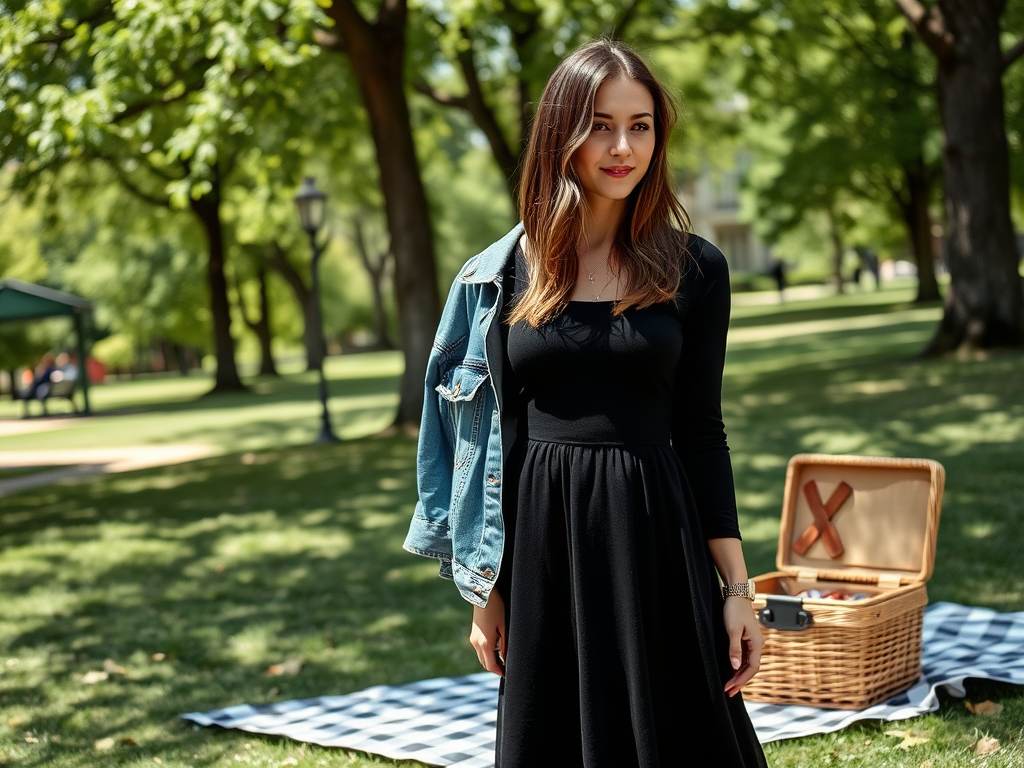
[16,371,79,417]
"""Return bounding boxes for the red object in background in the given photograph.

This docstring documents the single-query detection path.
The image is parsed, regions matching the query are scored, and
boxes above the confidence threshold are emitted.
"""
[86,356,106,384]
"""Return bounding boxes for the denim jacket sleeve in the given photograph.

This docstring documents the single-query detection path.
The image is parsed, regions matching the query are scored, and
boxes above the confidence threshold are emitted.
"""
[403,272,472,574]
[403,224,521,607]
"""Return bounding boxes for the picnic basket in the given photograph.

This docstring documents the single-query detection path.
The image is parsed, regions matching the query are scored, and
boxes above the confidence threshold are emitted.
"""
[744,454,945,709]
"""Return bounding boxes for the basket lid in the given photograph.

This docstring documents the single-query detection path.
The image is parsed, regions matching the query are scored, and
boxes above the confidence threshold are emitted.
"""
[776,454,944,586]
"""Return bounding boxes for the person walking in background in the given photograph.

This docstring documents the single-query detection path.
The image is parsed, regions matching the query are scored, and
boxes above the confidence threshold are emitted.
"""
[405,39,767,768]
[770,257,787,301]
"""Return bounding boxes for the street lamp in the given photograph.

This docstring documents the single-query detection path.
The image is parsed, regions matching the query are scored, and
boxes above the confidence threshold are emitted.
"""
[294,176,339,443]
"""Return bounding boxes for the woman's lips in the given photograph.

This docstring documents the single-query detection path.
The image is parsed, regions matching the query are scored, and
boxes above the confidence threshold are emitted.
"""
[601,166,634,178]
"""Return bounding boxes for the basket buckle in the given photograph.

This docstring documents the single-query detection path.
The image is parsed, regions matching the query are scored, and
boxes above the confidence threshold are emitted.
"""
[759,595,814,631]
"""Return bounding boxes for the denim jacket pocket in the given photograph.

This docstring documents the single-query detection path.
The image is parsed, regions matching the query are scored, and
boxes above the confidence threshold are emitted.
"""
[436,362,490,473]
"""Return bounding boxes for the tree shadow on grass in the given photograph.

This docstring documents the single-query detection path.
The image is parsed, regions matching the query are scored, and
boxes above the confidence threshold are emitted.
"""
[0,436,466,765]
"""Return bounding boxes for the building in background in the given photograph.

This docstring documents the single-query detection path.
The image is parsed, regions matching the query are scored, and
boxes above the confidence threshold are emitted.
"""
[680,150,773,277]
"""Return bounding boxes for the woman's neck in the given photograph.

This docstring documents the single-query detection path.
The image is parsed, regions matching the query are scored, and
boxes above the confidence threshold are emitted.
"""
[579,196,627,254]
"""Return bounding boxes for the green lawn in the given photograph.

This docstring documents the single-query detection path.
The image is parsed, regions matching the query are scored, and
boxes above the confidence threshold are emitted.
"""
[2,284,1023,767]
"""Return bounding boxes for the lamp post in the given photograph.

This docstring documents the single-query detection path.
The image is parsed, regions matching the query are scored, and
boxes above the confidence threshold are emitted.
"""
[294,176,339,443]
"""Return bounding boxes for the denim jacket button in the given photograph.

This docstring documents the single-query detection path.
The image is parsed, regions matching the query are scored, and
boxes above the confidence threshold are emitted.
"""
[472,586,483,596]
[486,474,499,485]
[481,567,495,578]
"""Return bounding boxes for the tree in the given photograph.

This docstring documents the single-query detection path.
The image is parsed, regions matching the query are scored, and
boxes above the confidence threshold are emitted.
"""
[708,0,944,300]
[895,0,1024,352]
[317,0,441,430]
[0,0,324,390]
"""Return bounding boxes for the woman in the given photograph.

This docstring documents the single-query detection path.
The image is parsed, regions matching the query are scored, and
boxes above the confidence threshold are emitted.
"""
[405,39,767,767]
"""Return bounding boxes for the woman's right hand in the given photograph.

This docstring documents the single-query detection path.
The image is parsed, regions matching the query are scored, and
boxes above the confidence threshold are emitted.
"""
[470,589,506,676]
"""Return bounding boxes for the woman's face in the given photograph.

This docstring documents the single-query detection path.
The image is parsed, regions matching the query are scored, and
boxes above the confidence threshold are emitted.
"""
[571,76,656,210]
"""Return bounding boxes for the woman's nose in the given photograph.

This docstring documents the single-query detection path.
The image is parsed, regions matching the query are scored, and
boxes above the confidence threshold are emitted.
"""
[610,131,632,157]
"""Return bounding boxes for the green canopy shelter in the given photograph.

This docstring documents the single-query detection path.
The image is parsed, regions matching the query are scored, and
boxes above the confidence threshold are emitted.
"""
[0,278,94,415]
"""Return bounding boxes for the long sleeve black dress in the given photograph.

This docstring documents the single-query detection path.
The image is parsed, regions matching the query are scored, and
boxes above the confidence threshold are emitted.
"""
[493,235,767,768]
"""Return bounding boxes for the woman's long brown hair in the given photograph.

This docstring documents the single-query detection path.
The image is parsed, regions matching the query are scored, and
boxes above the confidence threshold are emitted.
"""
[508,40,691,328]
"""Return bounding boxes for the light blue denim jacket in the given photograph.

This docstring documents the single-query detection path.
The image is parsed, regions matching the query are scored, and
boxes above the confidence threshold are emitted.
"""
[402,223,524,607]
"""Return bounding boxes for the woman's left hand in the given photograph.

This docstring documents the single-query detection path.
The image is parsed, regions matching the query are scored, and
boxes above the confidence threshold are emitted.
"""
[722,596,763,697]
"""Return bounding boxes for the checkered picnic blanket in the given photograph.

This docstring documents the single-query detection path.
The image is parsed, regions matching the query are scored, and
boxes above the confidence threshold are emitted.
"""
[181,602,1024,767]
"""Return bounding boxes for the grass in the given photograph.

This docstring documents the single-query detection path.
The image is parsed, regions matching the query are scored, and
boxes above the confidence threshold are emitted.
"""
[0,353,402,453]
[1,283,1023,767]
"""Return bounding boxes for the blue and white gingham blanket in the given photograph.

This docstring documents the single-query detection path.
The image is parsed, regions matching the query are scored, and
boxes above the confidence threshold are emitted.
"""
[182,602,1024,768]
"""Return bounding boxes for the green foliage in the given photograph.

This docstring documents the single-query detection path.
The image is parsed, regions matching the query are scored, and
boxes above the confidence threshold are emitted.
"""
[1,0,326,201]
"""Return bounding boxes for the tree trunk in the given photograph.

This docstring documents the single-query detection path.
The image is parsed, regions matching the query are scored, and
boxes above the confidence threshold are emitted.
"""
[238,266,280,377]
[921,0,1024,353]
[352,214,396,350]
[324,0,441,430]
[268,241,321,371]
[896,157,942,302]
[189,174,246,392]
[825,202,846,294]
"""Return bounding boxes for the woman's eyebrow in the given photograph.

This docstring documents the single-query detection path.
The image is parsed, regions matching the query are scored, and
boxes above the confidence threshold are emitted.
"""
[593,111,653,120]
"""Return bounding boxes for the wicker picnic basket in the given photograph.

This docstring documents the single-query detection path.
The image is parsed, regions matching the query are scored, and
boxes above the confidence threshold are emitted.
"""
[744,454,945,710]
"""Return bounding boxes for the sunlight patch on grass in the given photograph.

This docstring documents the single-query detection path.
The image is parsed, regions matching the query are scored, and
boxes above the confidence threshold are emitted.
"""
[213,527,354,561]
[729,306,940,344]
[961,522,997,539]
[364,614,409,635]
[826,378,912,396]
[921,414,1024,455]
[383,561,443,585]
[228,623,286,665]
[798,429,878,455]
[735,515,780,542]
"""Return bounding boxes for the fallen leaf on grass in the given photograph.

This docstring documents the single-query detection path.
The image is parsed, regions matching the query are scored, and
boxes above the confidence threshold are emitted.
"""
[118,737,138,747]
[966,700,1003,716]
[266,658,302,676]
[279,759,299,767]
[151,652,166,662]
[975,736,1000,755]
[919,761,933,768]
[103,659,126,675]
[94,737,115,751]
[24,734,38,744]
[81,670,108,684]
[883,729,930,749]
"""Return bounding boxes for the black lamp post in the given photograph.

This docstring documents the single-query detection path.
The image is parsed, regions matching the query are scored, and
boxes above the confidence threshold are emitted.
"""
[294,176,339,443]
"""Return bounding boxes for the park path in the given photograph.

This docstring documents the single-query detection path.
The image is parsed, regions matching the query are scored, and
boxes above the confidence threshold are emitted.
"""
[0,426,214,498]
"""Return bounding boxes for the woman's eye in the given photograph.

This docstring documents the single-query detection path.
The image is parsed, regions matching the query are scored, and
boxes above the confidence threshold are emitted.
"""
[632,123,651,131]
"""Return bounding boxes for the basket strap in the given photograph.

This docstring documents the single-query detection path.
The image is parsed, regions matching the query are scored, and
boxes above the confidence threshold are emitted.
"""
[793,480,853,558]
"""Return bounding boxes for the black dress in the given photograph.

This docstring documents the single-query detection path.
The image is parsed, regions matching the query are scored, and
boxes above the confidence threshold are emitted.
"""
[493,238,767,768]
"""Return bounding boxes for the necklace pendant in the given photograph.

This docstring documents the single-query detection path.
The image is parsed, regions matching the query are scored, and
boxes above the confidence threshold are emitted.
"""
[588,274,595,284]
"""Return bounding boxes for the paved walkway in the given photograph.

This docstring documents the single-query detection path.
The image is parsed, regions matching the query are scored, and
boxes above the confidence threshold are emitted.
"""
[0,443,215,498]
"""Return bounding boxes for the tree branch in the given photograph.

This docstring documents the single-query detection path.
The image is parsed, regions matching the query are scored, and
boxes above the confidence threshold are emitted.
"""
[112,74,207,124]
[412,79,470,110]
[31,2,113,46]
[892,0,955,62]
[609,0,643,40]
[1004,36,1024,71]
[823,10,929,90]
[97,156,172,208]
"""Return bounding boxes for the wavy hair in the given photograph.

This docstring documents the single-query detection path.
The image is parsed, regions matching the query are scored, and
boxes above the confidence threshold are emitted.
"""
[509,39,691,327]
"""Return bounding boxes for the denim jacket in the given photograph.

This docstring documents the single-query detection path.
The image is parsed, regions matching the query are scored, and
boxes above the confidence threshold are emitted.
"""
[403,223,524,607]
